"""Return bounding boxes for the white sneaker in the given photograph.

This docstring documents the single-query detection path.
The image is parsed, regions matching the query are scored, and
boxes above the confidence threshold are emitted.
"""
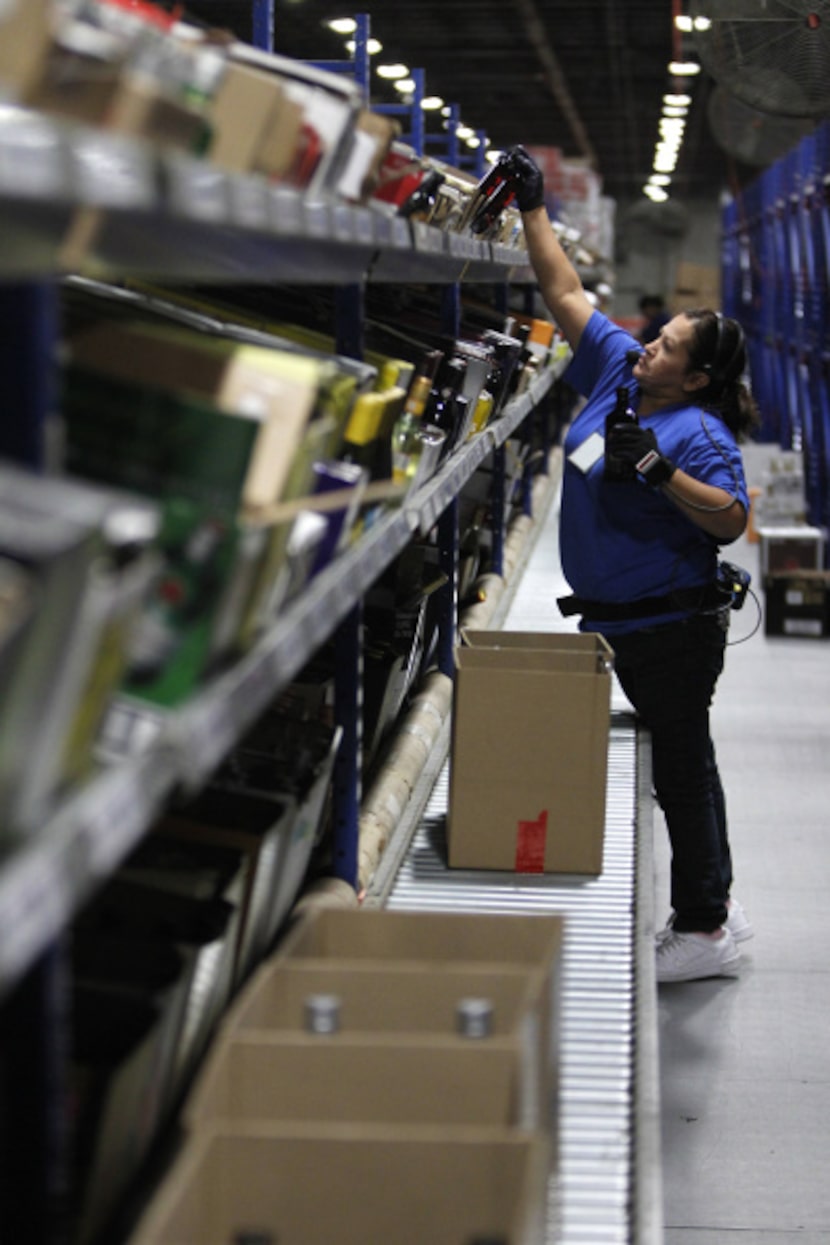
[656,896,753,945]
[656,928,741,983]
[726,897,754,943]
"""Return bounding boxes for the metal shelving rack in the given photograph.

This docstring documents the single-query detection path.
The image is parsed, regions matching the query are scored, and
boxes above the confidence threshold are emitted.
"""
[0,10,564,1238]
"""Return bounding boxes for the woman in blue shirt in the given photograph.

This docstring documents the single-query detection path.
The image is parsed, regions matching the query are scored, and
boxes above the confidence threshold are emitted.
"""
[508,146,759,984]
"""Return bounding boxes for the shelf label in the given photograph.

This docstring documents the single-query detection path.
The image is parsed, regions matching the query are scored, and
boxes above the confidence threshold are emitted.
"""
[304,200,331,238]
[71,133,154,209]
[269,186,304,235]
[0,114,67,199]
[229,175,270,231]
[167,158,228,222]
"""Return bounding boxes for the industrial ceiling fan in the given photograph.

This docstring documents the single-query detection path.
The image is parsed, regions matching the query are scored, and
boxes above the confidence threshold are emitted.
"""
[690,0,830,119]
[707,83,817,164]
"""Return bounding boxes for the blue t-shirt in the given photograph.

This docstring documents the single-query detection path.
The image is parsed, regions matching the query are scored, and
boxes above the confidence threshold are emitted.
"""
[560,311,749,635]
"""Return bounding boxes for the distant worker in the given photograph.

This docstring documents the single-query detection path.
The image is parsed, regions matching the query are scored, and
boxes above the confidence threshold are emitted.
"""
[638,294,671,344]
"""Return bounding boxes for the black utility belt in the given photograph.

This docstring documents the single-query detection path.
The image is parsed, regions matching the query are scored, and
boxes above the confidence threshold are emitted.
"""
[557,582,728,622]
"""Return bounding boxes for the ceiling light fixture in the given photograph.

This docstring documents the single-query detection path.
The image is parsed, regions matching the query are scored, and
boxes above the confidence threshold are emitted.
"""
[421,96,444,111]
[393,78,416,94]
[326,18,356,34]
[663,93,692,108]
[668,60,701,76]
[376,63,409,80]
[346,38,382,54]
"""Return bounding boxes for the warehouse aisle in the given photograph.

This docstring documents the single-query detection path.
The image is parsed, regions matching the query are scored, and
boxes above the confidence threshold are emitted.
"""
[504,446,830,1243]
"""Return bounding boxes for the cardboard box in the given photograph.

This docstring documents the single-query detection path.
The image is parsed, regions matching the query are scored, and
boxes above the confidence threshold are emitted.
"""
[225,959,542,1040]
[126,1123,550,1245]
[448,631,613,874]
[276,907,563,975]
[0,0,52,101]
[759,525,825,575]
[764,570,830,638]
[183,1031,534,1132]
[217,960,552,1132]
[269,907,563,1137]
[670,260,721,312]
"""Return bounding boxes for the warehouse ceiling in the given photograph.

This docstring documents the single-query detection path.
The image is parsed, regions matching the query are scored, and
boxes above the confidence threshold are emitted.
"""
[180,0,765,210]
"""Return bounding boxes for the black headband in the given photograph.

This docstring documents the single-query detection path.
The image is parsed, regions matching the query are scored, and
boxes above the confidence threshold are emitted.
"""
[702,313,745,384]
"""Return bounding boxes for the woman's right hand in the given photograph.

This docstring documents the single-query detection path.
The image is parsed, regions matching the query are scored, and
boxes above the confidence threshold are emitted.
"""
[507,146,546,213]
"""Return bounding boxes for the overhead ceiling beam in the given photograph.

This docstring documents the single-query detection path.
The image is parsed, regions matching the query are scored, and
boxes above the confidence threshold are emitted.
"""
[510,0,599,168]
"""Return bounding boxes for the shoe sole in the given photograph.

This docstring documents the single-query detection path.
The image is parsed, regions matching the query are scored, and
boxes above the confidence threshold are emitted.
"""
[658,952,741,983]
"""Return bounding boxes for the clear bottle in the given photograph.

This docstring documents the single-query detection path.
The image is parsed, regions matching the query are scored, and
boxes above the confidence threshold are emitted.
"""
[391,350,443,487]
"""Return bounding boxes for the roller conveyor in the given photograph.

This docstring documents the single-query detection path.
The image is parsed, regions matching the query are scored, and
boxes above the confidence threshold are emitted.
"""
[379,713,662,1245]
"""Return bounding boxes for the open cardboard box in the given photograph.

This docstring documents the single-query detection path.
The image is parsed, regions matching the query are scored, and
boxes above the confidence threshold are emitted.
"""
[182,1030,536,1132]
[127,1122,550,1245]
[266,907,564,1137]
[276,906,563,973]
[449,630,613,875]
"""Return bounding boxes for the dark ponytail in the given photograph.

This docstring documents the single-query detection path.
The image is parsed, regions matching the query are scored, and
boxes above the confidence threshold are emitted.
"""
[683,308,760,442]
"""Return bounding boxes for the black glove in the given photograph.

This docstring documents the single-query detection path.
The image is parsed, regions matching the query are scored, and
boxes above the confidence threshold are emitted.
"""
[506,145,545,213]
[605,423,676,486]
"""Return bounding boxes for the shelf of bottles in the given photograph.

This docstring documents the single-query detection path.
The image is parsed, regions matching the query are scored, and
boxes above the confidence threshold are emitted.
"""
[721,119,830,536]
[0,354,564,1004]
[0,104,535,287]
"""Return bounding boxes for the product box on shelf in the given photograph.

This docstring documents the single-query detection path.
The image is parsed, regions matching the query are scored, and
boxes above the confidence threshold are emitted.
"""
[71,981,171,1245]
[78,872,240,1086]
[0,465,159,835]
[334,108,402,205]
[65,319,335,511]
[63,319,355,699]
[763,570,830,638]
[195,713,343,958]
[0,0,52,102]
[70,929,193,1240]
[158,789,298,990]
[224,42,363,199]
[125,1122,550,1245]
[759,524,825,576]
[206,57,298,175]
[448,630,613,875]
[14,2,219,151]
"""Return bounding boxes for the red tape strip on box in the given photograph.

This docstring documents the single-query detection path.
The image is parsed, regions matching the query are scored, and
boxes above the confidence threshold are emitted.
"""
[515,809,548,873]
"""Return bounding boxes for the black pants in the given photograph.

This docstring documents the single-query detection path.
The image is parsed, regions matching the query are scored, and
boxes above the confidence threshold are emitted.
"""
[603,612,732,932]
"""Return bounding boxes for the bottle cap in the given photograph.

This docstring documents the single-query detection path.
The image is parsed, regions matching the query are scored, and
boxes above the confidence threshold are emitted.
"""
[304,993,341,1034]
[456,997,494,1038]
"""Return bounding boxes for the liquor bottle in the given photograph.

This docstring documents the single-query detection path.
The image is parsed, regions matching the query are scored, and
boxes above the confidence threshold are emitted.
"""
[603,386,638,481]
[468,152,519,237]
[399,168,446,222]
[424,356,469,457]
[456,996,494,1038]
[391,350,443,487]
